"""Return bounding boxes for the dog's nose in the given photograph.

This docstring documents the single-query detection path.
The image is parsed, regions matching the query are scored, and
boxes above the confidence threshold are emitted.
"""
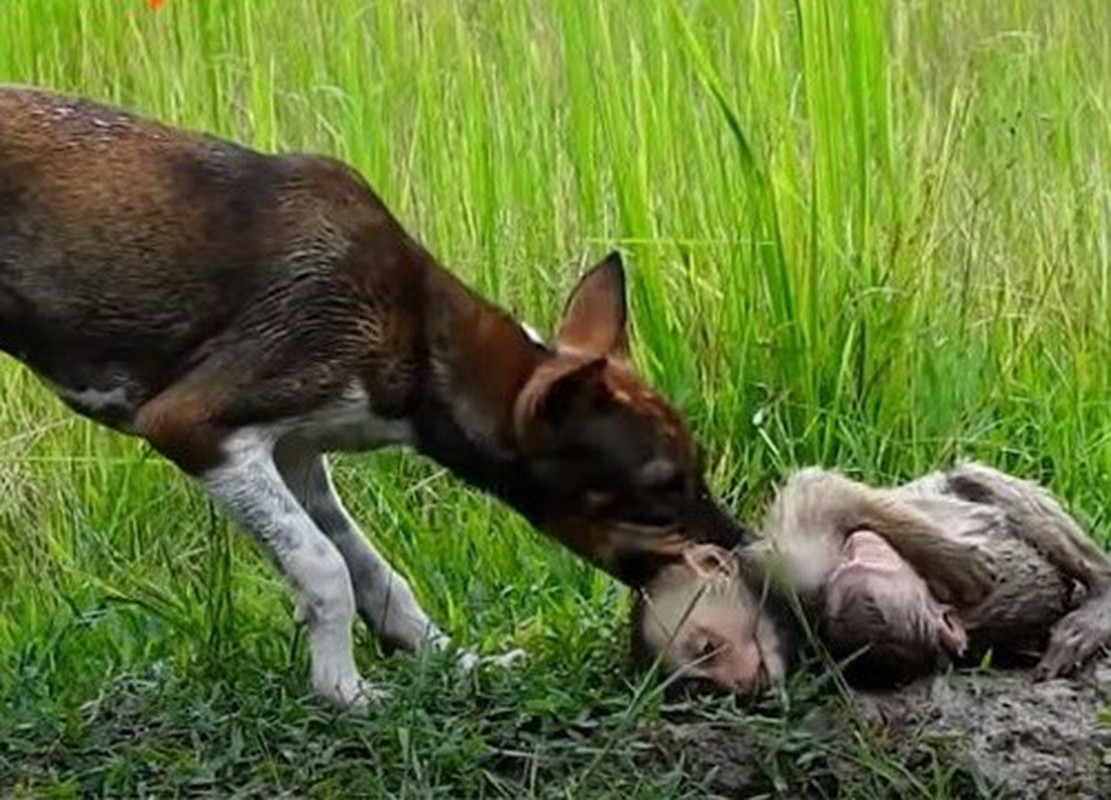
[686,495,755,549]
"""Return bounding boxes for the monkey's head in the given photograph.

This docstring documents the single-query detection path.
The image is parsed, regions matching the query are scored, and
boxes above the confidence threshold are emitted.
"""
[821,530,967,683]
[630,543,796,695]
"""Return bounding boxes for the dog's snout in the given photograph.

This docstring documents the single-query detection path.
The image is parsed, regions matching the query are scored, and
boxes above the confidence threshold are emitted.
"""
[684,494,755,550]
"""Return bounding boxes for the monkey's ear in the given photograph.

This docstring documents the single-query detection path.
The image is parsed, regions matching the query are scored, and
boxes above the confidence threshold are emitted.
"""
[683,543,737,579]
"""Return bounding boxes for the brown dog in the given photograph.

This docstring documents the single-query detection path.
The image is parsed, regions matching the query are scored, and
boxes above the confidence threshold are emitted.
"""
[0,86,753,706]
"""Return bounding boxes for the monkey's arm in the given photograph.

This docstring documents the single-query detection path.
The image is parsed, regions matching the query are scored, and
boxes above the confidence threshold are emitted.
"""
[762,468,994,606]
[946,462,1111,678]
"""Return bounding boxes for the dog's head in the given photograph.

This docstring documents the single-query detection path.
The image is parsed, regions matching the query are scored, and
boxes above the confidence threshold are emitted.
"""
[513,253,753,585]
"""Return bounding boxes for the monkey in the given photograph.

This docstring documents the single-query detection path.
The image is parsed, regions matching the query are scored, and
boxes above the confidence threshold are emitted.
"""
[631,462,1111,693]
[630,463,999,692]
[772,463,1111,683]
[628,542,797,693]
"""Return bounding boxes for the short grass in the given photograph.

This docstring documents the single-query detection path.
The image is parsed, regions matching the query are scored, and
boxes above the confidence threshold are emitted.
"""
[1,0,1109,796]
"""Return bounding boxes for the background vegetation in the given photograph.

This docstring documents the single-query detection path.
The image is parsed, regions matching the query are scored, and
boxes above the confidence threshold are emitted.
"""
[1,0,1108,795]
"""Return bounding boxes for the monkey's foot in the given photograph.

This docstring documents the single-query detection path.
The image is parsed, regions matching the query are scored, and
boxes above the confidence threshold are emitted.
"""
[1035,589,1111,680]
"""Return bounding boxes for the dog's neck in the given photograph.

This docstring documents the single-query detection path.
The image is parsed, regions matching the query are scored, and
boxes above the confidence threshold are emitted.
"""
[407,264,683,585]
[408,262,552,521]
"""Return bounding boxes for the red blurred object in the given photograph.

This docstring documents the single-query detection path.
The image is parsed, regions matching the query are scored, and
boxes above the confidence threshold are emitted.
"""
[147,0,166,10]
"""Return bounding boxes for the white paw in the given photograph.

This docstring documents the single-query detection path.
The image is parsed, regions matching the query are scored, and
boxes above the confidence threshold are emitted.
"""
[454,647,528,675]
[313,669,387,709]
[455,649,482,674]
[488,648,528,669]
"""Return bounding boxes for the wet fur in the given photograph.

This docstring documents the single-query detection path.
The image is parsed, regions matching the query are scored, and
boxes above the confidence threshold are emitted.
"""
[763,463,1111,683]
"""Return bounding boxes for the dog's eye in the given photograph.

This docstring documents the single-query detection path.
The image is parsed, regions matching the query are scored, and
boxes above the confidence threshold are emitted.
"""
[584,490,613,510]
[657,473,687,497]
[636,458,682,491]
[623,504,678,528]
[640,471,689,509]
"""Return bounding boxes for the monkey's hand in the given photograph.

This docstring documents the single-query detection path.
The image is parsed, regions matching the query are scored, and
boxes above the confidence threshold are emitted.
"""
[917,540,996,608]
[936,609,969,659]
[1034,588,1111,680]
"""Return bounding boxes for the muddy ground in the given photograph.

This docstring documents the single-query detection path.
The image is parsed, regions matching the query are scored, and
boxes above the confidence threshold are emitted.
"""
[662,657,1111,798]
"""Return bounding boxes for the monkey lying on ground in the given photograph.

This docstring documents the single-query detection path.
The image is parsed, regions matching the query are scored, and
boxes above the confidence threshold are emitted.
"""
[632,462,1111,693]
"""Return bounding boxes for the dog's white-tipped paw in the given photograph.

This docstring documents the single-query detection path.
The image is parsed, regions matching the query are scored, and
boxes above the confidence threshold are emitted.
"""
[315,672,388,709]
[455,649,482,674]
[488,648,528,669]
[454,647,528,675]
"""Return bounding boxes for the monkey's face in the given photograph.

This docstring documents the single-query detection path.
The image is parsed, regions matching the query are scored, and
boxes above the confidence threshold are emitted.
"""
[632,544,788,694]
[822,530,967,677]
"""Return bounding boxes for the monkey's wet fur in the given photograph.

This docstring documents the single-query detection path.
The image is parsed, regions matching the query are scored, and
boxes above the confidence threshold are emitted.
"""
[633,462,1111,694]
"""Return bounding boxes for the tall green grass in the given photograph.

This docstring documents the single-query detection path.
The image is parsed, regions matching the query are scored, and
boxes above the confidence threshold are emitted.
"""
[1,0,1108,795]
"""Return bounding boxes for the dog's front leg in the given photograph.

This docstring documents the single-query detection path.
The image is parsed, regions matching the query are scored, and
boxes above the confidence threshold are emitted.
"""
[201,430,376,708]
[275,440,527,673]
[274,439,446,652]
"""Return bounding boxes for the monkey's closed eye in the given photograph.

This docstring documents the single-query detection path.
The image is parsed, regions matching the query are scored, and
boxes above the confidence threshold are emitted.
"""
[694,638,720,662]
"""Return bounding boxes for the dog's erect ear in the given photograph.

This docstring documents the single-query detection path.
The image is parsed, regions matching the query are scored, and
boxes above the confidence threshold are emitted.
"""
[513,356,609,446]
[555,252,629,360]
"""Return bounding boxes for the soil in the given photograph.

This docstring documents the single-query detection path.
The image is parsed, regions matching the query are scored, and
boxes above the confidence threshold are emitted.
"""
[661,657,1111,798]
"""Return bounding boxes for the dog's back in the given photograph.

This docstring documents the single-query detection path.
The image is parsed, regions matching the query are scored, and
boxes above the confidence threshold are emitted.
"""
[0,86,426,428]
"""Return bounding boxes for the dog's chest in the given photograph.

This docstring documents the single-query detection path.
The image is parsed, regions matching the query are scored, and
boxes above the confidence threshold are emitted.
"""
[281,386,414,452]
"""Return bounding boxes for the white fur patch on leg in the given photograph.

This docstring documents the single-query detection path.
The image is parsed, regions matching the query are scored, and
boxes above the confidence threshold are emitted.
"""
[274,441,445,651]
[204,428,375,709]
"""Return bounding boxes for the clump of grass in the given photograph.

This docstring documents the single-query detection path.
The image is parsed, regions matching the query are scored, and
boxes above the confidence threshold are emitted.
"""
[1,0,1108,795]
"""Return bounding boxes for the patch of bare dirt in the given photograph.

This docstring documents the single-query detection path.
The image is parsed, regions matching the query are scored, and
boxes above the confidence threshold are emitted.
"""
[660,658,1111,798]
[857,658,1111,798]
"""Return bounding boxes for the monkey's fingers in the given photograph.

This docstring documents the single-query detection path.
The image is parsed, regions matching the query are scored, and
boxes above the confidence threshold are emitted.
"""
[1034,593,1111,680]
[924,543,996,607]
[937,613,969,658]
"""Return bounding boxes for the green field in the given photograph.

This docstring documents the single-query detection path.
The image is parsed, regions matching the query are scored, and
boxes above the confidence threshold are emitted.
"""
[1,0,1109,795]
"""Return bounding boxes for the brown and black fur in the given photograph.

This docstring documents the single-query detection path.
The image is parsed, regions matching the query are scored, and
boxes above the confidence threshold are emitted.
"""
[0,86,749,568]
[0,87,754,705]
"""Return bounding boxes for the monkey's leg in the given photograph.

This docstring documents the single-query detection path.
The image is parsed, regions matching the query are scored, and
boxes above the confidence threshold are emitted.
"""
[947,462,1111,678]
[948,462,1111,591]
